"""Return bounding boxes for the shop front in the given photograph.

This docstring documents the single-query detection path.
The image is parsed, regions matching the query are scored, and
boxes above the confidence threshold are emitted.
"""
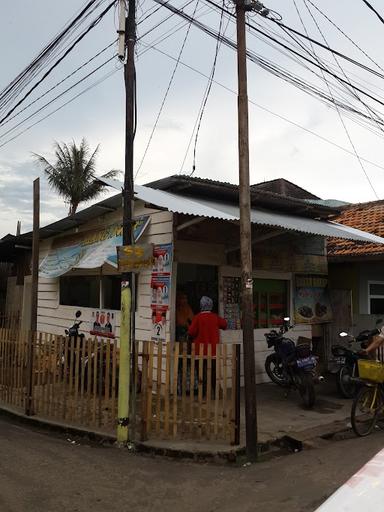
[173,227,330,382]
[4,175,384,385]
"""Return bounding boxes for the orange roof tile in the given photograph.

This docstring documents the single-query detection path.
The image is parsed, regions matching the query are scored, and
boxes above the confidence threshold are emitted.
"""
[328,200,384,257]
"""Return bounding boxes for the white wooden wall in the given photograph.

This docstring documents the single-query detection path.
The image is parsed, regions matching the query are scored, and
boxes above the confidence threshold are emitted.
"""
[36,201,173,341]
[35,209,313,385]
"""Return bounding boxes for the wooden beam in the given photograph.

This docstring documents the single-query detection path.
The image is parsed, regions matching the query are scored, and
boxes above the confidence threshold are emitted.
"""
[225,229,284,254]
[176,216,205,232]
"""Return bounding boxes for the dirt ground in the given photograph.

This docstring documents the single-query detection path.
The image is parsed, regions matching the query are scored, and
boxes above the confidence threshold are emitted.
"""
[0,414,383,512]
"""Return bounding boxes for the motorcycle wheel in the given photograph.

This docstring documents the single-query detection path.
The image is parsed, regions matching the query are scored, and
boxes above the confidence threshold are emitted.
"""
[298,372,315,409]
[351,385,382,437]
[265,354,289,387]
[336,365,357,398]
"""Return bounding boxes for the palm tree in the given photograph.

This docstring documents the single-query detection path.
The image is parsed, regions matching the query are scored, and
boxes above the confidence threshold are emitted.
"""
[33,138,120,216]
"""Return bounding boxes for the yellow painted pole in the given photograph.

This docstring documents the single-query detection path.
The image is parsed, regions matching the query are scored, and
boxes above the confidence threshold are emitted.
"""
[117,281,131,444]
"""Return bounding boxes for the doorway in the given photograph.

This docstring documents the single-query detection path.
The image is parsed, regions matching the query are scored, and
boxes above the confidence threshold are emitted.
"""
[176,263,218,314]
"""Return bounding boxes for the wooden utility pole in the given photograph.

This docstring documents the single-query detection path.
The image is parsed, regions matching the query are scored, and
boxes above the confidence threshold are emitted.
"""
[117,0,136,444]
[235,0,258,461]
[26,178,39,416]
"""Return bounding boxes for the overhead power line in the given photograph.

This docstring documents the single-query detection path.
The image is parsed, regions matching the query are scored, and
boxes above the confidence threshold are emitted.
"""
[0,56,117,142]
[361,0,384,25]
[0,67,120,150]
[296,0,378,198]
[0,0,118,126]
[189,3,227,175]
[248,3,384,79]
[0,0,108,113]
[135,0,202,178]
[156,0,384,123]
[303,0,384,72]
[1,40,117,128]
[0,0,101,102]
[141,41,384,174]
[203,0,384,99]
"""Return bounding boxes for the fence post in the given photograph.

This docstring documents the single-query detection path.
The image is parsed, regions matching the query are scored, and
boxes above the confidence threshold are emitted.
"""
[25,331,35,416]
[235,344,241,446]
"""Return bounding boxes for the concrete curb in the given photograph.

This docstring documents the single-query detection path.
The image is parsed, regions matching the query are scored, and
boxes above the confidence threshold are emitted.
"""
[0,404,352,463]
[0,404,116,446]
[0,404,246,463]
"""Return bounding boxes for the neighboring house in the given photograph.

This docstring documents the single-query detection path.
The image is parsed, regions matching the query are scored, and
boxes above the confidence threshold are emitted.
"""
[1,176,383,382]
[328,200,384,334]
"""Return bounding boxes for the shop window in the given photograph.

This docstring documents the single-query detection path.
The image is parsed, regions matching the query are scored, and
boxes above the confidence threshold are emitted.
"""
[368,282,384,314]
[103,276,121,310]
[60,276,100,308]
[253,279,289,329]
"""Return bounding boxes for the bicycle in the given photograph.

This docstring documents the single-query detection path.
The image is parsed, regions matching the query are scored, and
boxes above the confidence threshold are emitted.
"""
[351,359,384,437]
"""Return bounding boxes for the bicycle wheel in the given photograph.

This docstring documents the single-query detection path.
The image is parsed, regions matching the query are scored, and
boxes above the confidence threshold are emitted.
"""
[337,365,357,398]
[351,384,383,437]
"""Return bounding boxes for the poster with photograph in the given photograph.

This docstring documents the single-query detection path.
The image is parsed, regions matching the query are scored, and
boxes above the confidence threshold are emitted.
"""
[153,243,173,274]
[294,275,332,324]
[151,274,171,308]
[90,310,116,339]
[151,306,167,341]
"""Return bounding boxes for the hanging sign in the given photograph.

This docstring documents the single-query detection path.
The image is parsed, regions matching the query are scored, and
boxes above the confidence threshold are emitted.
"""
[117,243,154,272]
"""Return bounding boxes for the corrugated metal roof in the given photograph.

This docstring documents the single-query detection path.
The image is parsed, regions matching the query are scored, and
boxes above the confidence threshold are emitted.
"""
[145,174,340,217]
[117,180,384,244]
[10,178,384,247]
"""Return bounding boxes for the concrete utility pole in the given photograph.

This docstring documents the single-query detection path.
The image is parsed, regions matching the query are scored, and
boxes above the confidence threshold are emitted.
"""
[26,178,40,416]
[235,0,258,461]
[117,0,136,445]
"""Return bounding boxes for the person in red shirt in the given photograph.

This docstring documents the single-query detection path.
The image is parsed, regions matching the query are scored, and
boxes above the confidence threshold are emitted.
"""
[188,296,227,396]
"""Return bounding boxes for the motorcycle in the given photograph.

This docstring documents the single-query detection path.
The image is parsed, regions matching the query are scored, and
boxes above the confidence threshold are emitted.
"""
[264,317,319,408]
[62,311,140,394]
[62,310,88,385]
[331,320,382,398]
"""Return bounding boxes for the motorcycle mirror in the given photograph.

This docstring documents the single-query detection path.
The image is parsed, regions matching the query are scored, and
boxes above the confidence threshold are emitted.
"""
[75,310,82,319]
[283,317,290,322]
[339,332,349,337]
[376,318,383,325]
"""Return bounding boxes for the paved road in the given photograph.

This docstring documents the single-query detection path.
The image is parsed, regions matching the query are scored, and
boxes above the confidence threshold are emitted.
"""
[0,416,383,512]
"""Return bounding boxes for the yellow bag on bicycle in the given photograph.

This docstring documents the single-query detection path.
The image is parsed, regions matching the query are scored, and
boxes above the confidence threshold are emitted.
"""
[358,359,384,383]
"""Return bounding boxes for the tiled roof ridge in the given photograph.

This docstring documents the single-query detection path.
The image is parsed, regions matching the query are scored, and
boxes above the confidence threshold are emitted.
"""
[338,199,384,211]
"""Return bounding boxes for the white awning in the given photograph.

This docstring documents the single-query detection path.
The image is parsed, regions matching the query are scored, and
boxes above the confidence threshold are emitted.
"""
[99,178,384,244]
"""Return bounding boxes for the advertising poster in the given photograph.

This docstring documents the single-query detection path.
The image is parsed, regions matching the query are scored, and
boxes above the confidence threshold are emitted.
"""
[153,243,173,274]
[90,310,116,339]
[294,275,332,324]
[151,274,171,308]
[150,243,173,341]
[151,307,167,341]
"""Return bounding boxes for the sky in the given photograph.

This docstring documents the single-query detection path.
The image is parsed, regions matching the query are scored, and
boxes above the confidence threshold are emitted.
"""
[1,0,384,237]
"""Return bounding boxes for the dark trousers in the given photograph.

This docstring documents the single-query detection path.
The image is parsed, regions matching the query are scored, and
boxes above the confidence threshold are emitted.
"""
[199,359,217,397]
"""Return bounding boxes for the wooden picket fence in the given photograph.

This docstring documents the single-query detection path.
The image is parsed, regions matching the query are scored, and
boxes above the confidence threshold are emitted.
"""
[0,312,20,330]
[0,329,119,432]
[135,341,241,445]
[0,331,241,445]
[0,328,28,410]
